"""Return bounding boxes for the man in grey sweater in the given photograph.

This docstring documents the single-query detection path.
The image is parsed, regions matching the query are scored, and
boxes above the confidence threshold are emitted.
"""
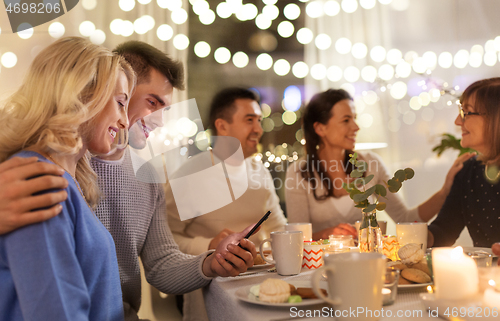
[0,41,256,321]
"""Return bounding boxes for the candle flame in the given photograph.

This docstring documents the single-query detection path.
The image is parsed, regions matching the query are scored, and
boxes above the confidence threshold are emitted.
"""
[451,246,463,259]
[427,285,433,293]
[489,279,496,287]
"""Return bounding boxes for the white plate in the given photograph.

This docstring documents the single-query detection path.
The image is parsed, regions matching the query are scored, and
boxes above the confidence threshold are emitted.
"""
[247,263,274,270]
[235,280,328,307]
[420,292,499,320]
[398,282,432,289]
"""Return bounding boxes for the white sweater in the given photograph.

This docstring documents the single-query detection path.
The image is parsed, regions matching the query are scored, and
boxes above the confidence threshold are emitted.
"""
[166,156,287,255]
[285,151,420,234]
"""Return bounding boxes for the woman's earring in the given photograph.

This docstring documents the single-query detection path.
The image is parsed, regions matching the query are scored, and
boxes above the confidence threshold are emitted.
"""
[316,145,320,150]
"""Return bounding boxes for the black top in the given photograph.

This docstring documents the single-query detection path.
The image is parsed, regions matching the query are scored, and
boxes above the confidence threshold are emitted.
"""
[428,157,500,247]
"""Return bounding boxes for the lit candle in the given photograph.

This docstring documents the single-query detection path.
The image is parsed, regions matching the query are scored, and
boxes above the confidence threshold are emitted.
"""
[382,288,392,305]
[432,247,478,300]
[483,280,500,310]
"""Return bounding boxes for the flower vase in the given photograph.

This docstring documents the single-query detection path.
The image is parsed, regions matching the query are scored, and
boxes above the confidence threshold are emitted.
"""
[358,210,383,253]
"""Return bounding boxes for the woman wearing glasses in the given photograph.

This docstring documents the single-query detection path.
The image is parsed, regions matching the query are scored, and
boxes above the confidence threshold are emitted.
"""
[428,77,500,248]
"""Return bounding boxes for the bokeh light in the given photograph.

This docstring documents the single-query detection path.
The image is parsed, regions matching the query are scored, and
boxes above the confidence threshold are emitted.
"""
[297,28,314,44]
[1,52,17,68]
[310,64,327,80]
[390,81,407,99]
[79,21,95,37]
[90,29,106,44]
[214,47,231,64]
[327,66,343,82]
[387,48,403,65]
[324,0,341,16]
[344,66,360,82]
[361,65,377,82]
[274,59,291,76]
[157,24,174,41]
[292,61,309,78]
[315,34,332,50]
[283,86,302,112]
[336,38,352,54]
[194,41,211,58]
[232,51,249,68]
[352,43,368,59]
[48,22,65,38]
[173,34,190,50]
[256,53,273,70]
[119,0,135,12]
[284,3,301,20]
[277,21,294,38]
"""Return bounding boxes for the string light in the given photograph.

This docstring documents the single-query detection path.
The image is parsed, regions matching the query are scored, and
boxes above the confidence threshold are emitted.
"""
[119,0,135,12]
[277,21,294,38]
[274,59,291,76]
[256,53,273,70]
[82,0,97,10]
[121,21,134,37]
[90,29,106,44]
[194,41,211,58]
[17,24,34,39]
[157,24,173,41]
[173,34,189,50]
[172,8,188,24]
[79,21,95,37]
[284,3,301,20]
[214,47,231,64]
[232,51,249,68]
[296,28,313,44]
[1,52,17,68]
[292,61,309,78]
[48,22,65,39]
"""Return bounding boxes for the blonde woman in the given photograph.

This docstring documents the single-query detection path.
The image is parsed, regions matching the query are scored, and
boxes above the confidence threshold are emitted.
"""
[0,37,135,321]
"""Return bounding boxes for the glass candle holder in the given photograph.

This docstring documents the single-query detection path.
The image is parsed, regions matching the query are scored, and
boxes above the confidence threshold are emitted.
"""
[326,235,354,254]
[383,267,400,306]
[465,250,493,267]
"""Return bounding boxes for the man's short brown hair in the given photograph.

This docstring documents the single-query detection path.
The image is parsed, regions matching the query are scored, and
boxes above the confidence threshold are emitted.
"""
[113,41,185,89]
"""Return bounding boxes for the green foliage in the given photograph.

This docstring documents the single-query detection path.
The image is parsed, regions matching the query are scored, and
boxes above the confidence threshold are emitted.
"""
[342,153,414,213]
[432,133,475,157]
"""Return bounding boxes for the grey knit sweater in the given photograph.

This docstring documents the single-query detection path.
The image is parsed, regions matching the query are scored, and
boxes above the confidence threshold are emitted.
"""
[91,148,212,321]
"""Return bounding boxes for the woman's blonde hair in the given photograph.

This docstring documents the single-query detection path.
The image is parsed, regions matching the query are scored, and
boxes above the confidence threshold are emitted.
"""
[0,37,136,207]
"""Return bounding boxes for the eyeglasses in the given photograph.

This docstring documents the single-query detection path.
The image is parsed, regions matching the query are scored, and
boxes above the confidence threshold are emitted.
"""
[458,105,486,121]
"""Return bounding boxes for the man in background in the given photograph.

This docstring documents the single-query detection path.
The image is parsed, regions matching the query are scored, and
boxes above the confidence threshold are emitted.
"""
[166,87,287,320]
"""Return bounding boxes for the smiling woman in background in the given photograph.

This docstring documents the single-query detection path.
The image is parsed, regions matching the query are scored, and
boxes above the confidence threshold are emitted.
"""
[285,89,472,241]
[0,37,135,321]
[428,77,500,248]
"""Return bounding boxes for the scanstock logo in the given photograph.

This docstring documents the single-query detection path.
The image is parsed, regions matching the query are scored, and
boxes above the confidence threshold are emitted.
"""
[3,0,79,33]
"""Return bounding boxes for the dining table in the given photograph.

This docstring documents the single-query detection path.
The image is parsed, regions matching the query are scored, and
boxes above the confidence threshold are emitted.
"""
[203,266,440,321]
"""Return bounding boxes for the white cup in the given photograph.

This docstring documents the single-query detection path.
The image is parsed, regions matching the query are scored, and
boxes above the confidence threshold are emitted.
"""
[396,222,428,250]
[312,252,386,321]
[259,231,303,275]
[285,223,312,242]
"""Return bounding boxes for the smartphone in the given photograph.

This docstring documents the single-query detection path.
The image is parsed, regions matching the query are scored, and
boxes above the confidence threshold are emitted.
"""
[242,210,272,240]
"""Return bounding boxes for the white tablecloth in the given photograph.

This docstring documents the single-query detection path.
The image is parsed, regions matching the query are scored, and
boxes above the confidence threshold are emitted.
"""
[203,268,439,321]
